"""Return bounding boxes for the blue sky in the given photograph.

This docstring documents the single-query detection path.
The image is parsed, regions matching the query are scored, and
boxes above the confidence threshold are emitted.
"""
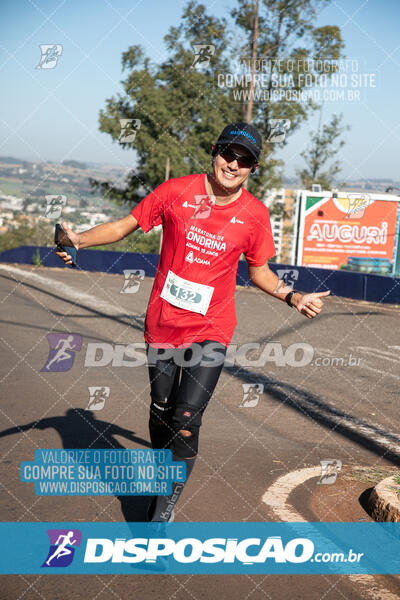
[1,0,399,181]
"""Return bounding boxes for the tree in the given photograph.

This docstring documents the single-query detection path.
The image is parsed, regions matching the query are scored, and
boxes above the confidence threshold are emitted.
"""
[297,112,350,189]
[231,0,344,195]
[91,0,345,206]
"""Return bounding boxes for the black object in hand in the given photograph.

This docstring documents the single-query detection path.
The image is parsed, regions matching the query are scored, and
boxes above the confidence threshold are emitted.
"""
[54,223,77,267]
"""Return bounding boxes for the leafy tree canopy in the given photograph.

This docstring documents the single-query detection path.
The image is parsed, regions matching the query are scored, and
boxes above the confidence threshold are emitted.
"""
[91,0,345,206]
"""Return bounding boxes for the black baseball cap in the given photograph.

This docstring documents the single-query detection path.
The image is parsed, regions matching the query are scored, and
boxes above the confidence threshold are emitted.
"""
[215,121,262,162]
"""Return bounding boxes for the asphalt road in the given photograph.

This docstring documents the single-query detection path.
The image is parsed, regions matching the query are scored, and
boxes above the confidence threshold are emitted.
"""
[1,263,400,599]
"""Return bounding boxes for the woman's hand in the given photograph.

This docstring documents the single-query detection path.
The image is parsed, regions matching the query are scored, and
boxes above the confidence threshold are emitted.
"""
[55,221,80,266]
[292,290,331,319]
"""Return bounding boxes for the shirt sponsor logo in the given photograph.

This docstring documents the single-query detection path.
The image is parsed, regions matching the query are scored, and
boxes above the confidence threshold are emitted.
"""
[230,216,244,224]
[185,250,210,266]
[194,257,210,265]
[185,251,194,263]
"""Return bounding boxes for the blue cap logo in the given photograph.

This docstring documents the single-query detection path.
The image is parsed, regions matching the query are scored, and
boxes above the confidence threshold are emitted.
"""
[229,130,257,145]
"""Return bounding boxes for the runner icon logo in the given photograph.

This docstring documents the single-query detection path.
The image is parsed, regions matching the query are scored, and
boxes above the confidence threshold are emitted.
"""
[120,269,145,293]
[266,119,291,143]
[344,194,372,220]
[45,195,67,219]
[42,529,82,567]
[41,333,82,372]
[274,268,299,294]
[239,383,264,407]
[87,386,110,411]
[119,119,141,143]
[36,45,63,69]
[190,195,216,219]
[191,45,215,69]
[317,460,342,485]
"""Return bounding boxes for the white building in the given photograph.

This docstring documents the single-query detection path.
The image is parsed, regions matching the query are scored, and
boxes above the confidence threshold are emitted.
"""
[263,188,292,262]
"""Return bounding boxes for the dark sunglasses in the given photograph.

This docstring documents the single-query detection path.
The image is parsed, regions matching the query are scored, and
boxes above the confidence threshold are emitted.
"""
[218,149,256,169]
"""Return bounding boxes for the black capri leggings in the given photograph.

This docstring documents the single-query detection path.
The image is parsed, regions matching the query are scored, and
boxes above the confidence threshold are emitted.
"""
[146,340,227,459]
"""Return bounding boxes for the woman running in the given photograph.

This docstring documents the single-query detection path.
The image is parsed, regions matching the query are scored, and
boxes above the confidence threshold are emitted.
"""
[56,121,330,521]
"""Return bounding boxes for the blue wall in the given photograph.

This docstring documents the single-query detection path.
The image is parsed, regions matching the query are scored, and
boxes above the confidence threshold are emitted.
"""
[1,245,399,304]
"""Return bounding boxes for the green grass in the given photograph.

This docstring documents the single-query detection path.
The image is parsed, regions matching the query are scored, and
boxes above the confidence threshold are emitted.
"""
[32,248,43,267]
[0,177,26,195]
[344,466,399,485]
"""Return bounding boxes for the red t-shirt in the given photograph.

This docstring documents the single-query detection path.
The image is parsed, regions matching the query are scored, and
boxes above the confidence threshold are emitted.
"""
[131,174,275,348]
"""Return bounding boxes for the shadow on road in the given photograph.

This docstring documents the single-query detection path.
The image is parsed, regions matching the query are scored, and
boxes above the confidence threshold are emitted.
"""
[0,408,152,522]
[225,366,400,467]
[0,273,144,332]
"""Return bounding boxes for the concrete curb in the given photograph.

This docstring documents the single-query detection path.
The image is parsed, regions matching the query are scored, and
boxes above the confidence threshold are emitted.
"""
[368,476,400,522]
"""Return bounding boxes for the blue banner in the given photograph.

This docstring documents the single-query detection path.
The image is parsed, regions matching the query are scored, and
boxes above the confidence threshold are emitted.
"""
[0,522,399,574]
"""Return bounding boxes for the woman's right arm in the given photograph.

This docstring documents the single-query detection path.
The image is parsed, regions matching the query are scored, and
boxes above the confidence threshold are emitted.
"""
[55,214,139,265]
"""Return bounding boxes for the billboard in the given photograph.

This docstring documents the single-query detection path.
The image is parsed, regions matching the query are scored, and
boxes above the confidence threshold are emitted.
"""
[294,192,400,275]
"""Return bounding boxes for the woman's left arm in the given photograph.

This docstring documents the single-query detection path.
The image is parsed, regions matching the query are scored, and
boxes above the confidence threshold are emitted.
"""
[248,263,330,320]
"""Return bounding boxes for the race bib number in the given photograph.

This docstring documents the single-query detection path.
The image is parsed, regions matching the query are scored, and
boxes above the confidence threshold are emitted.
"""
[160,270,214,315]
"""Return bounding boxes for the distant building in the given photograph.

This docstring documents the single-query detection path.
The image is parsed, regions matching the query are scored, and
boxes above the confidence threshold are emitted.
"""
[75,213,111,232]
[0,195,24,210]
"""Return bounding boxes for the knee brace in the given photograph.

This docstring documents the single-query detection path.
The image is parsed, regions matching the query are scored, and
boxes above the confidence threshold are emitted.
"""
[171,404,202,458]
[172,429,199,458]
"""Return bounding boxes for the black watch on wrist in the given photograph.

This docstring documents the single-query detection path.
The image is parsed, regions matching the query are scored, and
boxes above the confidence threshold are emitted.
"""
[285,290,297,307]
